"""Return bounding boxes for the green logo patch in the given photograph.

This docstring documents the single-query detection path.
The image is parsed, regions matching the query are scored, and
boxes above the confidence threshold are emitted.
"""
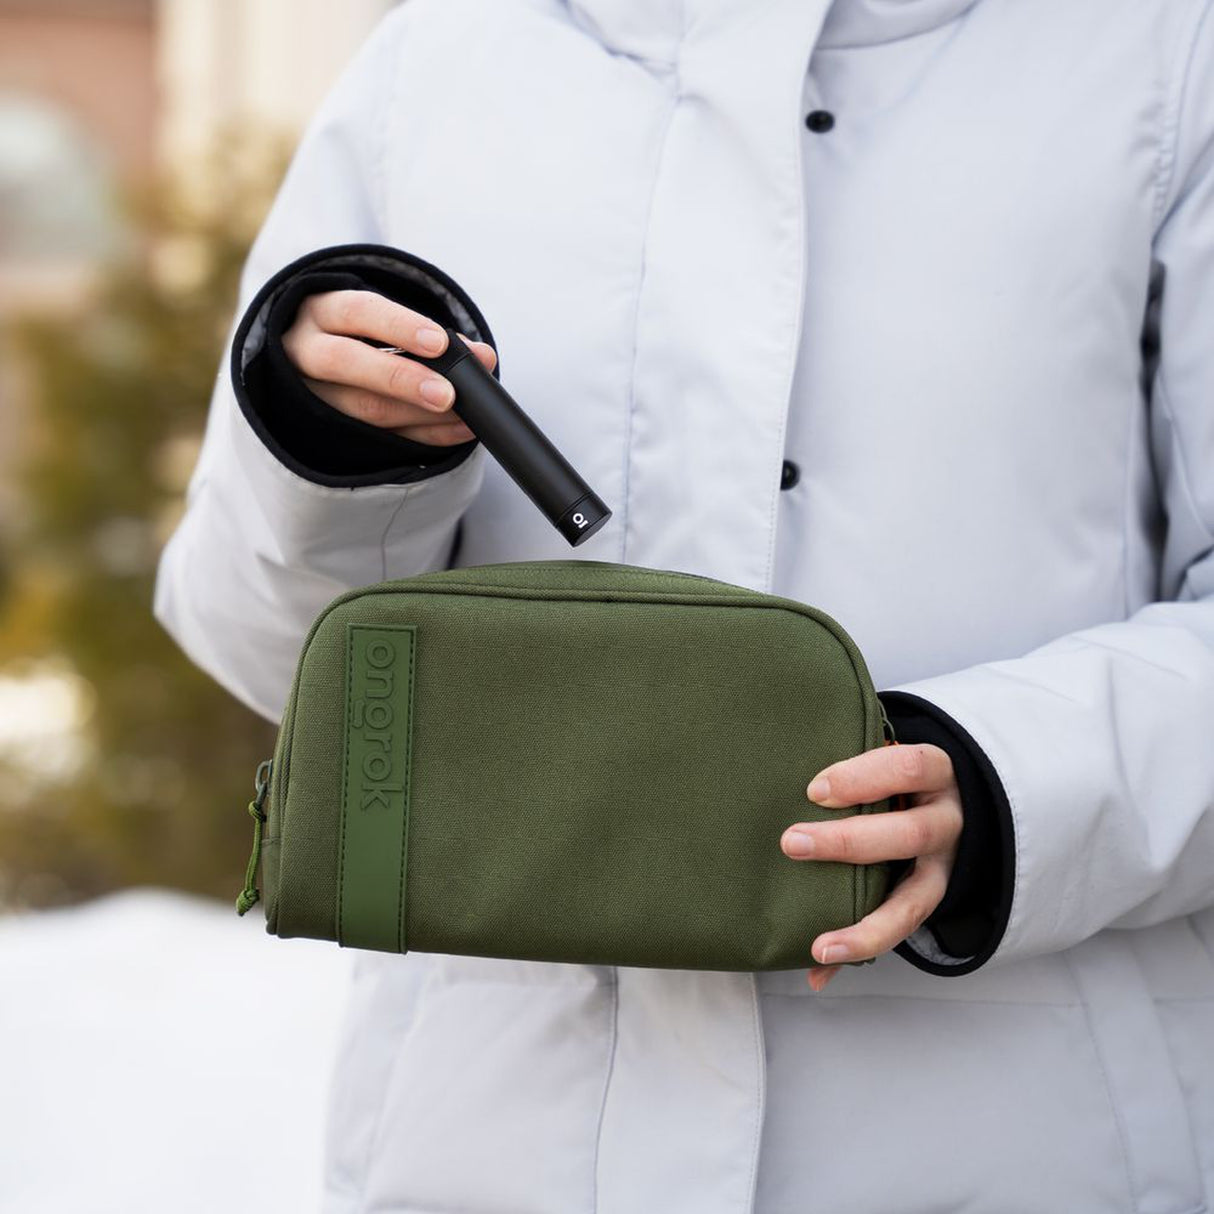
[338,624,416,952]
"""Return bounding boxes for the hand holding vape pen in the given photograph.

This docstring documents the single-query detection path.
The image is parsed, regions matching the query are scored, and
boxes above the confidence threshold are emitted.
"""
[390,329,612,547]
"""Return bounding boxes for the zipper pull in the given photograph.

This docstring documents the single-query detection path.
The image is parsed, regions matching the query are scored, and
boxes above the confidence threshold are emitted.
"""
[876,702,910,814]
[879,699,897,745]
[236,759,273,916]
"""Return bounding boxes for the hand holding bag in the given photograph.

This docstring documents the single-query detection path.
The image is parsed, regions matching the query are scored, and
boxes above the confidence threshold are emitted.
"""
[237,558,895,971]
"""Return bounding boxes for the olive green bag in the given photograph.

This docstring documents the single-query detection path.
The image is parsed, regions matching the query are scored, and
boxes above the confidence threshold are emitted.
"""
[236,559,895,971]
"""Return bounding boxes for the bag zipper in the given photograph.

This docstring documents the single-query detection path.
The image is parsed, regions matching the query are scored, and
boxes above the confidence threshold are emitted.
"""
[235,758,272,916]
[879,699,897,744]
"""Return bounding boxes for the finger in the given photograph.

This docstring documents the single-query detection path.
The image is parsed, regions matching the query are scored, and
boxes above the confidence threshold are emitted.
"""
[295,337,455,412]
[394,419,477,445]
[456,333,498,373]
[811,857,949,965]
[781,798,962,864]
[807,743,953,808]
[808,965,841,992]
[303,379,464,430]
[306,290,450,357]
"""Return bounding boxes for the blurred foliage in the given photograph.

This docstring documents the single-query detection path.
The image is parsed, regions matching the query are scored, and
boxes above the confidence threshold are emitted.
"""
[0,136,290,908]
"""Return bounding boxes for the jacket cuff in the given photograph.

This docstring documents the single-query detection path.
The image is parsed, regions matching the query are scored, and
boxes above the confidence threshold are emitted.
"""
[231,244,499,488]
[878,690,1016,976]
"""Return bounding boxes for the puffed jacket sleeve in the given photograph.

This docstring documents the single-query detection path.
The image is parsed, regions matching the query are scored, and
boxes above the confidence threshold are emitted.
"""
[889,6,1214,977]
[153,9,493,724]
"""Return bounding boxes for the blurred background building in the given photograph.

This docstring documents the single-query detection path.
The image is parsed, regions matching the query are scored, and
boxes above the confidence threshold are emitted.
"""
[0,0,395,907]
[1,5,403,1207]
[0,0,392,303]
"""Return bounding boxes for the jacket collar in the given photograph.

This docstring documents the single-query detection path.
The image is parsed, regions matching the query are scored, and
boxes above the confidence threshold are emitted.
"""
[565,0,979,61]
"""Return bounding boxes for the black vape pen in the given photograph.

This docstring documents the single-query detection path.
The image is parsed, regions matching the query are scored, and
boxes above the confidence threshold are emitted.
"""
[406,329,612,547]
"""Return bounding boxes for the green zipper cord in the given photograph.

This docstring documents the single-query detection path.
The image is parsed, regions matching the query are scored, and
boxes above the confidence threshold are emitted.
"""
[236,759,273,916]
[879,699,897,745]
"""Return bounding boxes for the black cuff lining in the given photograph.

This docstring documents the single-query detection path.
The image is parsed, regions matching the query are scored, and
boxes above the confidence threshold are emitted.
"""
[231,244,499,488]
[880,690,1016,977]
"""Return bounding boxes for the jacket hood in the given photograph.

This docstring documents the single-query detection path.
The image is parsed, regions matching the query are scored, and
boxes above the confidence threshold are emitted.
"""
[564,0,980,62]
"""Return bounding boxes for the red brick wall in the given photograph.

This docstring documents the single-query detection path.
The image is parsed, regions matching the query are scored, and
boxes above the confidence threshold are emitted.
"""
[0,3,157,178]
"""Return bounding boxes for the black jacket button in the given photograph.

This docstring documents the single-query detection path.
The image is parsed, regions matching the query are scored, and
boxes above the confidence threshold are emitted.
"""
[805,110,835,133]
[780,460,800,490]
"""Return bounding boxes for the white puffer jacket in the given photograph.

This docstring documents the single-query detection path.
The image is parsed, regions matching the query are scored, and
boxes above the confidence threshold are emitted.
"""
[155,1,1214,1210]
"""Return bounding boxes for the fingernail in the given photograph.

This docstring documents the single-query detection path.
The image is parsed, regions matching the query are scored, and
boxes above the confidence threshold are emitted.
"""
[783,830,815,858]
[819,943,848,964]
[807,775,831,802]
[416,327,446,353]
[420,377,453,409]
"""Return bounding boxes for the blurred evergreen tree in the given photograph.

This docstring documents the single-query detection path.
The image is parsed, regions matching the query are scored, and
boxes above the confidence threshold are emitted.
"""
[0,138,290,908]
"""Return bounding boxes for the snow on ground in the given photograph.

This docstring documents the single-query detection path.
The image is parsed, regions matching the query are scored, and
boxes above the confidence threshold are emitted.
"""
[0,889,352,1213]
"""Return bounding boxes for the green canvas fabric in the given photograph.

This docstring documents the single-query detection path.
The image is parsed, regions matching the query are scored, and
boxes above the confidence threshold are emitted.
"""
[252,559,893,971]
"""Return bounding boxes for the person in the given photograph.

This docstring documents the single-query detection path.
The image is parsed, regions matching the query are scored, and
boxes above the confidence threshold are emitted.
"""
[154,0,1214,1210]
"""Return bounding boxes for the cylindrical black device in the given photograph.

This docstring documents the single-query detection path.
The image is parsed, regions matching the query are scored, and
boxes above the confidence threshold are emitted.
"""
[410,328,611,547]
